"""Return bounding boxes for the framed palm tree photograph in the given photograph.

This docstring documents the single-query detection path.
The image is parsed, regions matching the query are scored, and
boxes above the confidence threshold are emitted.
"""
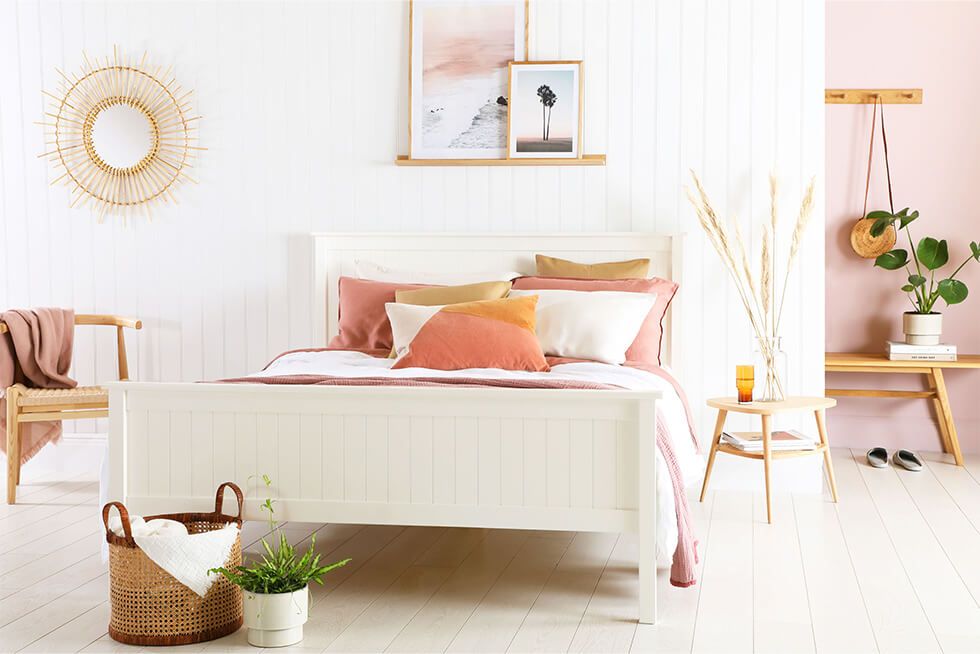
[409,0,529,160]
[506,60,583,159]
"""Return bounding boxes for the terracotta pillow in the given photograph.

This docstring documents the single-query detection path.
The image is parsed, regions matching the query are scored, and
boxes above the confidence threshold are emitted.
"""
[511,276,678,366]
[386,296,550,372]
[328,277,428,351]
[535,254,650,280]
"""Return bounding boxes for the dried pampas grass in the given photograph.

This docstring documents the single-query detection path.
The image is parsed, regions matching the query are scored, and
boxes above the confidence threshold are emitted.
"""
[686,171,818,400]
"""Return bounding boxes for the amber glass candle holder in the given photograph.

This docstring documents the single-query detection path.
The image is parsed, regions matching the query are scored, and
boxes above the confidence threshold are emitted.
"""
[736,365,755,404]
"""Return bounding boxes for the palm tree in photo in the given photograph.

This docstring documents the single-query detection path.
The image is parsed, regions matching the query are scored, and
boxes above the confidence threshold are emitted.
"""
[536,84,557,140]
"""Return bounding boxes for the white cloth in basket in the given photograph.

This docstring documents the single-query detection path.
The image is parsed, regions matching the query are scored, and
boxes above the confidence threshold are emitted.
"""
[109,516,240,598]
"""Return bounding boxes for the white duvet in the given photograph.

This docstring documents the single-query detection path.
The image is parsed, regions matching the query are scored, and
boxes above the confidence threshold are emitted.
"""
[252,350,704,565]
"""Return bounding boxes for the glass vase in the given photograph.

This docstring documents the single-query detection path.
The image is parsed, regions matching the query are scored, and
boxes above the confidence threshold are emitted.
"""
[753,336,787,402]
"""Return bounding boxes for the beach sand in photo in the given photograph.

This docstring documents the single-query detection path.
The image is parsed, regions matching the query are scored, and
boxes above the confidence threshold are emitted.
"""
[516,137,573,153]
[420,4,515,149]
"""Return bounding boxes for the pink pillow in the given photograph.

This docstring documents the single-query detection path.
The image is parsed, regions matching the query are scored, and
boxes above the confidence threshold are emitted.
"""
[510,276,678,366]
[328,277,427,350]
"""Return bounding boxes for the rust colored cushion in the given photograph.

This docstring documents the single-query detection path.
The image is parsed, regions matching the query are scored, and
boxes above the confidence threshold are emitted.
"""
[511,276,678,366]
[535,254,651,280]
[386,296,549,372]
[328,277,428,351]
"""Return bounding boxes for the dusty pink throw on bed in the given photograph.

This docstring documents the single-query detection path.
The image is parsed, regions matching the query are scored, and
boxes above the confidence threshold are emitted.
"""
[222,365,701,587]
[0,308,76,463]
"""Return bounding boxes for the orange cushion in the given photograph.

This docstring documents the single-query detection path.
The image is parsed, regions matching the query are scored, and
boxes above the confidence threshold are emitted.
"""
[386,296,549,372]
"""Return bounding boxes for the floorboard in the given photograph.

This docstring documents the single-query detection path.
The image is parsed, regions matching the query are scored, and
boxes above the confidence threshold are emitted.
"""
[9,450,980,653]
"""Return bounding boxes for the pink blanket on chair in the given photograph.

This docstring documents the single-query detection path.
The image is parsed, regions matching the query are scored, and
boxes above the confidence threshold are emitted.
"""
[220,363,700,588]
[0,308,76,463]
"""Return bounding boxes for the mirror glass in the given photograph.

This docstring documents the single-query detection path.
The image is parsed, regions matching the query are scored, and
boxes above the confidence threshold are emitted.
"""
[91,104,154,169]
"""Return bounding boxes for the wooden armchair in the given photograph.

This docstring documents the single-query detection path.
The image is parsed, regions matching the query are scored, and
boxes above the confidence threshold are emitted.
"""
[2,314,141,503]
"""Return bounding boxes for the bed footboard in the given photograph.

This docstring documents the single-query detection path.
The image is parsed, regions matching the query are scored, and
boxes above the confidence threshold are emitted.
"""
[108,382,661,623]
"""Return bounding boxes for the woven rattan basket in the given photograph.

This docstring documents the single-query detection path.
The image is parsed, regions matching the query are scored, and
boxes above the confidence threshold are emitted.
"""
[103,482,245,646]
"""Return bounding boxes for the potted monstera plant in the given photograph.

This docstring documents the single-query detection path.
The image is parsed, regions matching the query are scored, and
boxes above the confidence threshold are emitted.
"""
[210,476,350,648]
[869,208,980,344]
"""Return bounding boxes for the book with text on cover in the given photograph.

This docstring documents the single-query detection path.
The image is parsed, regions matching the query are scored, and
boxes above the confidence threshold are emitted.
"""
[721,429,816,452]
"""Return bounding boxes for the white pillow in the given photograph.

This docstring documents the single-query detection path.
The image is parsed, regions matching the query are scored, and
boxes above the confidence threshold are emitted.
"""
[509,289,657,365]
[354,259,522,285]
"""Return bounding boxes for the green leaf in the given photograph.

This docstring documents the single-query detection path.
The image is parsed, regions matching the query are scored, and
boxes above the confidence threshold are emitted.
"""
[908,274,926,287]
[917,237,949,270]
[898,210,919,229]
[866,210,893,220]
[870,217,894,238]
[874,249,908,270]
[971,241,980,261]
[938,278,968,305]
[901,284,915,292]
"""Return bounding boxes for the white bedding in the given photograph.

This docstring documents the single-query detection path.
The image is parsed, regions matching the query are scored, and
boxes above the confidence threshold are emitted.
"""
[251,350,704,566]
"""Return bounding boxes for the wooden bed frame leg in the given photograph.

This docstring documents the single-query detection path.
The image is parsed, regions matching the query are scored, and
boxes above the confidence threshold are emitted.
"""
[638,400,657,625]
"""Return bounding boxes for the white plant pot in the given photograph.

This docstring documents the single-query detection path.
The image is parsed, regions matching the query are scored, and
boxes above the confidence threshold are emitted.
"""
[903,312,943,345]
[242,587,309,648]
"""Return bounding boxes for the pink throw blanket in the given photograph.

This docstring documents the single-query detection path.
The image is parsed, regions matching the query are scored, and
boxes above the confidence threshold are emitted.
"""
[220,364,700,587]
[0,309,77,463]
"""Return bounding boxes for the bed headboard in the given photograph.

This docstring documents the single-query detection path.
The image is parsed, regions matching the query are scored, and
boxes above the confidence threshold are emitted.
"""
[312,233,684,367]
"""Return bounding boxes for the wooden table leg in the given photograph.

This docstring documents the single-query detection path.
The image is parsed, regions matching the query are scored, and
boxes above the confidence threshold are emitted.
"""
[814,409,838,502]
[932,368,964,466]
[925,370,952,454]
[761,413,773,524]
[699,409,727,502]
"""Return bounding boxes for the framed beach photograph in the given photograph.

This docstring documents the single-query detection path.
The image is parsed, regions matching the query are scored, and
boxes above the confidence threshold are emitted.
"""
[506,61,583,159]
[409,0,529,160]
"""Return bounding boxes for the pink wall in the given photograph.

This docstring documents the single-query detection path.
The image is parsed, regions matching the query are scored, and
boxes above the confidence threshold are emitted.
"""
[826,1,980,454]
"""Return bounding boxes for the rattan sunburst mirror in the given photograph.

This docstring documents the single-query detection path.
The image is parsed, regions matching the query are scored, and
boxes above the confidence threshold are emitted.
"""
[41,47,202,222]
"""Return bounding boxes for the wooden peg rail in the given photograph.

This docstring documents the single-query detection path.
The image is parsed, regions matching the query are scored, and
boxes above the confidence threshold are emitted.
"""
[825,88,922,105]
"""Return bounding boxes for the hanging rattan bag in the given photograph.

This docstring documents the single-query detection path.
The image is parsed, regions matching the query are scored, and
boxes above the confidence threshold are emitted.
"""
[850,97,897,258]
[102,482,245,646]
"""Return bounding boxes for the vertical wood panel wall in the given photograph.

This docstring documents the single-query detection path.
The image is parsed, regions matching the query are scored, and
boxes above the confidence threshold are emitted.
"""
[0,0,825,439]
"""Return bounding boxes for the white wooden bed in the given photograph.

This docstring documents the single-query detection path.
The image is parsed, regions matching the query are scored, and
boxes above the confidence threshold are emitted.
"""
[108,233,683,624]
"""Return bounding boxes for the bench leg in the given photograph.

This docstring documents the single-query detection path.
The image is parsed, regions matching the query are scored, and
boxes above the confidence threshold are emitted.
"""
[6,386,20,504]
[931,368,964,466]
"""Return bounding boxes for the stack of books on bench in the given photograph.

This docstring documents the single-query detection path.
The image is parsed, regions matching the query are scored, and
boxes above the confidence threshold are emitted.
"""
[887,341,957,362]
[721,430,816,452]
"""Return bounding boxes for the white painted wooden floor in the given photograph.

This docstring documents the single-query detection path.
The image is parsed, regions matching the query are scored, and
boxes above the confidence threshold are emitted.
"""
[3,448,980,653]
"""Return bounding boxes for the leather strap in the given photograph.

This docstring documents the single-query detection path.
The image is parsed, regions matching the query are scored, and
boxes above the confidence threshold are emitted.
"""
[862,97,894,219]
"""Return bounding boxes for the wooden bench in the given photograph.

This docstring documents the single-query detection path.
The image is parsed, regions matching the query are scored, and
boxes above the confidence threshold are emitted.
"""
[825,352,980,466]
[2,314,141,503]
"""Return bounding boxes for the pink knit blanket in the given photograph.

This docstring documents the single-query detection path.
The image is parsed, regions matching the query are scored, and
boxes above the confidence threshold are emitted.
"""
[220,370,699,587]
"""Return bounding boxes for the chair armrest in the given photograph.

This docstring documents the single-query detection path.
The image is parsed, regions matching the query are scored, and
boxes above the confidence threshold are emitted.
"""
[75,314,142,330]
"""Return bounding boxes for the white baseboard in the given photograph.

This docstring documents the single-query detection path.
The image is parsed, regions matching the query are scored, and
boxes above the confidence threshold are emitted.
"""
[12,432,105,482]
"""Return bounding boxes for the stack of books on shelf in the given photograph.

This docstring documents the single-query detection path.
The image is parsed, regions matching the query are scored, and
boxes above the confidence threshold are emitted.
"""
[721,430,816,452]
[887,341,957,361]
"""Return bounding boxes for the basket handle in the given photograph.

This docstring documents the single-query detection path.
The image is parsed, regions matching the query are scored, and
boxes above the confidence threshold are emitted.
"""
[215,482,244,521]
[102,501,135,545]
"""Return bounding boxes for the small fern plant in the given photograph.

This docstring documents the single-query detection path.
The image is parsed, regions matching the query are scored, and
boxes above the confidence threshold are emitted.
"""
[210,475,350,594]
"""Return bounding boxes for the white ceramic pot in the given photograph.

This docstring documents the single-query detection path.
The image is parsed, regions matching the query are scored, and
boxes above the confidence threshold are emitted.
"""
[903,311,943,345]
[242,587,309,648]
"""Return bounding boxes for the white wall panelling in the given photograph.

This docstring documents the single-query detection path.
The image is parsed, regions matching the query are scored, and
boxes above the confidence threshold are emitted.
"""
[0,0,825,459]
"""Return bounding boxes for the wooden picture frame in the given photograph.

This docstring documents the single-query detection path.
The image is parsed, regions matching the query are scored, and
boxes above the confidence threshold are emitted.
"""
[506,60,583,159]
[408,0,529,160]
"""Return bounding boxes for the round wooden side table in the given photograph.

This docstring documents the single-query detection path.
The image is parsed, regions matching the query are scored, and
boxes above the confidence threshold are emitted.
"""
[700,396,838,523]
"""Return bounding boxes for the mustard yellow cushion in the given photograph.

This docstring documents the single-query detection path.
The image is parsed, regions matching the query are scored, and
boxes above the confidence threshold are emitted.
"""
[534,254,650,280]
[394,280,513,306]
